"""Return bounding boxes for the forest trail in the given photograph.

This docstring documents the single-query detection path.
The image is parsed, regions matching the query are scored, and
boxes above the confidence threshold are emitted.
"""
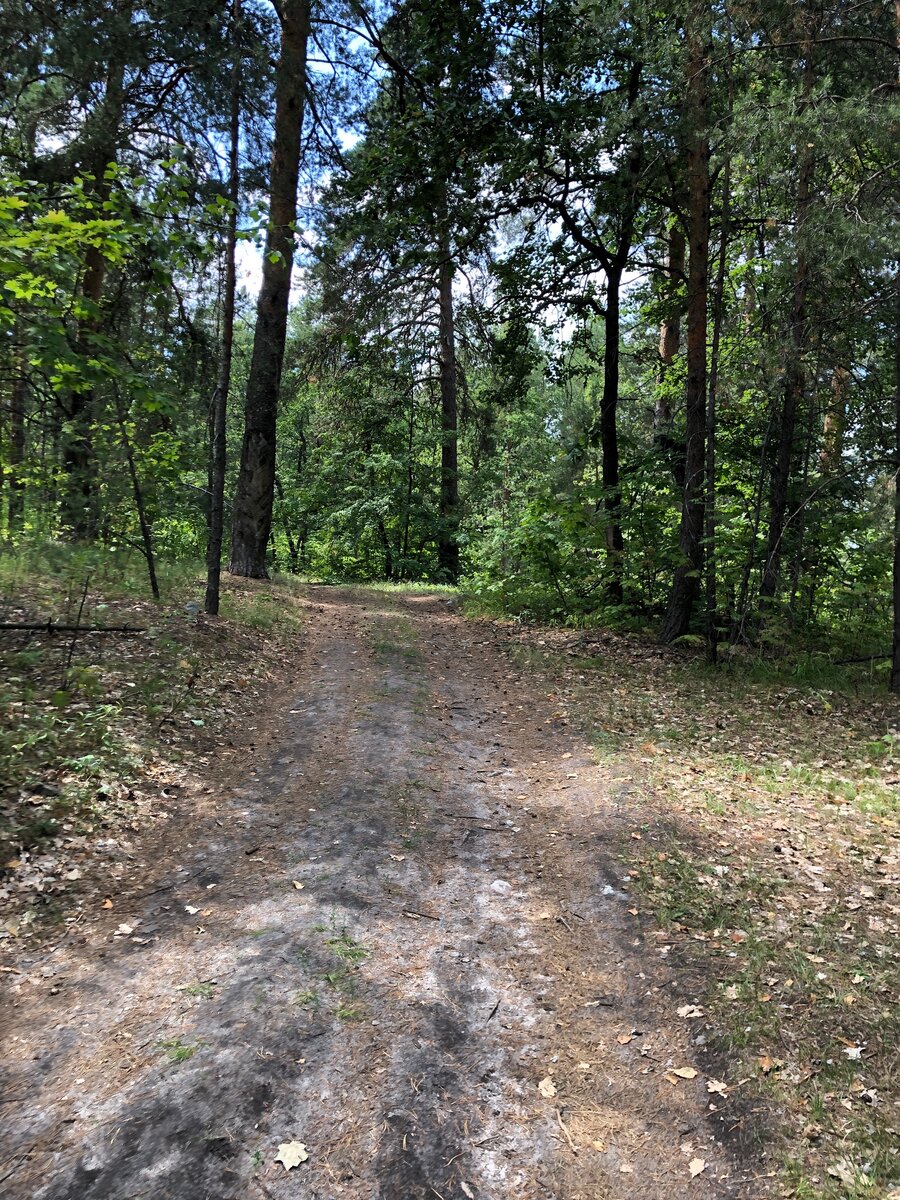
[2,589,769,1200]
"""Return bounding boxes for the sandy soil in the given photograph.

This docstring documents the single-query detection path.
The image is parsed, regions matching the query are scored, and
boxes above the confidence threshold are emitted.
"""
[1,588,773,1199]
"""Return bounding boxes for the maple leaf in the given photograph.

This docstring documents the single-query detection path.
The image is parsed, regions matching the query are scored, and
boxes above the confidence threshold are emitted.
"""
[275,1141,309,1170]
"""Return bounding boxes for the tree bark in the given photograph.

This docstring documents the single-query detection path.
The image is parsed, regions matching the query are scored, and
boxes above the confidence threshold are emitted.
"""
[113,394,159,600]
[654,223,685,433]
[229,0,310,578]
[819,364,848,473]
[758,50,815,606]
[205,0,241,614]
[661,18,710,643]
[705,155,730,663]
[437,242,460,581]
[598,262,624,604]
[890,278,900,693]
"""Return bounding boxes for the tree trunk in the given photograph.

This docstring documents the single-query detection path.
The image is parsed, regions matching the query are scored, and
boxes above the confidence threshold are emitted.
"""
[598,262,624,604]
[654,223,685,434]
[8,345,27,534]
[661,19,710,644]
[114,394,159,600]
[705,155,730,663]
[229,0,310,578]
[205,0,241,614]
[758,51,814,606]
[890,277,900,693]
[819,364,848,473]
[437,242,460,581]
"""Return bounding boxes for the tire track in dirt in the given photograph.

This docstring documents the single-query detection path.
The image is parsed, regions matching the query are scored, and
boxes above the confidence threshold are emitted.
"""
[1,587,772,1199]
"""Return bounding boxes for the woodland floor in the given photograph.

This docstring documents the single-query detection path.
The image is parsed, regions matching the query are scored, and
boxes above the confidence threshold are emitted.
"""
[1,585,897,1199]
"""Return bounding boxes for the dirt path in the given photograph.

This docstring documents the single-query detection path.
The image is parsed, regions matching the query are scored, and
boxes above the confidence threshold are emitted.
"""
[2,589,772,1199]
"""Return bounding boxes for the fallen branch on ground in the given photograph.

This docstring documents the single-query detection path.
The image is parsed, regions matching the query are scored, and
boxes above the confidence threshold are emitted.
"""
[0,622,146,634]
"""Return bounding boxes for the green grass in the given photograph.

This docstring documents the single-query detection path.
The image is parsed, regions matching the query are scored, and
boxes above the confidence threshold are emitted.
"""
[181,981,216,999]
[324,930,369,965]
[0,540,307,872]
[335,1004,365,1021]
[156,1037,198,1063]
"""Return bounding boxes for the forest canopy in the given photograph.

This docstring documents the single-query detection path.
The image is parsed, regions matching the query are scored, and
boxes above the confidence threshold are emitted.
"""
[1,0,898,675]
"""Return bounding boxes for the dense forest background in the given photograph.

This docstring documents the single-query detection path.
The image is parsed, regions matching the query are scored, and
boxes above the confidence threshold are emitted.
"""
[1,0,898,673]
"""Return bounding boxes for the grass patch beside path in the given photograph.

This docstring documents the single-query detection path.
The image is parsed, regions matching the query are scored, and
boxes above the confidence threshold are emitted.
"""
[484,617,900,1198]
[0,543,306,938]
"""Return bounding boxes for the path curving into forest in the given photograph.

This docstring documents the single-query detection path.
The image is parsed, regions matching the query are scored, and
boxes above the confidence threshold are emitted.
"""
[2,588,770,1199]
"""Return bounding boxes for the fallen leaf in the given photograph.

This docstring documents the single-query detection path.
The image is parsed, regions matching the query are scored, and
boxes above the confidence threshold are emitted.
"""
[292,881,305,890]
[706,1079,729,1096]
[537,1076,557,1098]
[102,898,113,909]
[591,1139,606,1152]
[184,905,199,915]
[619,1162,634,1173]
[677,1004,704,1019]
[672,1067,698,1080]
[757,1056,779,1074]
[389,854,406,862]
[460,1184,475,1199]
[275,1141,309,1171]
[688,1158,706,1178]
[616,1034,633,1045]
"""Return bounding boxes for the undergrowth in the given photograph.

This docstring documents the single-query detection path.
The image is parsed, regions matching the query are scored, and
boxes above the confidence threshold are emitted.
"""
[0,541,306,931]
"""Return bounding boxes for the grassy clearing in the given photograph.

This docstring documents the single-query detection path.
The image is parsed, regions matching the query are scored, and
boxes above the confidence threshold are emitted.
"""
[488,618,899,1197]
[0,541,306,936]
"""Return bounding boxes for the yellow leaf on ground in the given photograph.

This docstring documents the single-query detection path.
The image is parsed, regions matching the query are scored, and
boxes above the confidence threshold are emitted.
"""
[275,1141,309,1170]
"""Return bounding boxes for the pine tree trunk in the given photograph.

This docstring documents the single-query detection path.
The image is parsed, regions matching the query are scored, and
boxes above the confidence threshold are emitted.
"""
[705,156,730,663]
[654,223,685,435]
[819,365,848,473]
[890,277,900,693]
[205,0,241,614]
[437,243,460,582]
[661,18,710,643]
[759,52,814,606]
[229,0,310,578]
[598,263,624,603]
